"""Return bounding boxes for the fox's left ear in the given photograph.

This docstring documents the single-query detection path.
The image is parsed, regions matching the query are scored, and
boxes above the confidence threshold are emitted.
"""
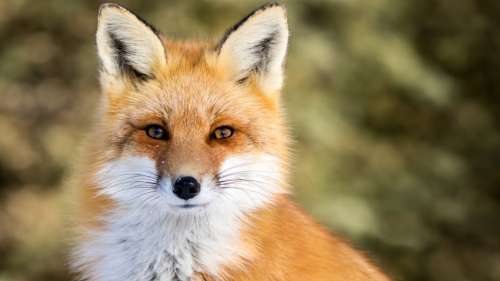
[216,3,289,93]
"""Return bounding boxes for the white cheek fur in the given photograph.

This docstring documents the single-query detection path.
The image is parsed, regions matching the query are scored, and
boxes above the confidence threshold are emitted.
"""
[95,156,160,205]
[72,153,285,281]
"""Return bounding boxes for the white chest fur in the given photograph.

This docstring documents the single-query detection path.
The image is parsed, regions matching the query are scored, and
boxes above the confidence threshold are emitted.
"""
[75,206,247,281]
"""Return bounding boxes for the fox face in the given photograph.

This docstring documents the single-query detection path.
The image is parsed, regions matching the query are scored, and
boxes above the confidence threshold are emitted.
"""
[92,3,289,215]
[74,4,391,281]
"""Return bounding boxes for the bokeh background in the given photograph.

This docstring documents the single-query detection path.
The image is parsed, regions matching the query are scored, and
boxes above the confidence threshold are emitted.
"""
[0,0,499,280]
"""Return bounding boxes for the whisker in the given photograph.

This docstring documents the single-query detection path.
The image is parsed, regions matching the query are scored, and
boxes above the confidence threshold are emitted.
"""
[217,178,281,186]
[217,170,282,181]
[218,185,273,199]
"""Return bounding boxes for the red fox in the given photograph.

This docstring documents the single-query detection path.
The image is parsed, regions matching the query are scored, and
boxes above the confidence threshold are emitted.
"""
[71,3,391,281]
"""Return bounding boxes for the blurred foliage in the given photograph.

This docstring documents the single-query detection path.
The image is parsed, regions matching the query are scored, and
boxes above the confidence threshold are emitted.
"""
[0,0,499,281]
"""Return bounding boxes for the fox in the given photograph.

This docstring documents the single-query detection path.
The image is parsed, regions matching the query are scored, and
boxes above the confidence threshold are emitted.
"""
[70,2,392,281]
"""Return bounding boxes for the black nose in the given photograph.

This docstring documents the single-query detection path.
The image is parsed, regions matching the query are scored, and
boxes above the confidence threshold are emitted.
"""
[173,176,200,200]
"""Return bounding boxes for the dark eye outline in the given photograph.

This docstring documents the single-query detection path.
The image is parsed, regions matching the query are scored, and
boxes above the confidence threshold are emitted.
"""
[145,124,169,140]
[211,126,234,140]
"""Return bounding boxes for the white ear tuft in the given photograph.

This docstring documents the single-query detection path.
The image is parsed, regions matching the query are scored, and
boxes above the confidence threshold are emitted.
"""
[217,3,289,93]
[96,3,166,81]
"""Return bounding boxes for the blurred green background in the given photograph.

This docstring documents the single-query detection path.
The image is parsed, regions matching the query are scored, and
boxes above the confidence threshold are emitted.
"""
[0,0,499,280]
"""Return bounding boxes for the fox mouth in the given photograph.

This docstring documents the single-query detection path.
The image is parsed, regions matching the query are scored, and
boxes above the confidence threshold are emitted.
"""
[172,203,209,209]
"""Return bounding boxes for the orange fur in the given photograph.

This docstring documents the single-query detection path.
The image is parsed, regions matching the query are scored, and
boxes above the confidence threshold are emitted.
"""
[72,3,391,280]
[199,195,390,281]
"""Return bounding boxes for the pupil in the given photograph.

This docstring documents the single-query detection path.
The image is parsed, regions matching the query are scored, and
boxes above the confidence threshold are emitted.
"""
[212,127,233,140]
[148,126,164,139]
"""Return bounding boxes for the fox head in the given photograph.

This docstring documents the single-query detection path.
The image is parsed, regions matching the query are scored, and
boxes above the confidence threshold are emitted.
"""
[91,3,290,216]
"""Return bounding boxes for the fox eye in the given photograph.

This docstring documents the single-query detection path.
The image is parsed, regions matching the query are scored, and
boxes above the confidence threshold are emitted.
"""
[212,126,234,140]
[145,125,168,140]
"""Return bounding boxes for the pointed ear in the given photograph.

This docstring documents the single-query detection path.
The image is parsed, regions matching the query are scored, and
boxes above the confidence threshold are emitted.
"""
[96,3,166,83]
[216,3,289,93]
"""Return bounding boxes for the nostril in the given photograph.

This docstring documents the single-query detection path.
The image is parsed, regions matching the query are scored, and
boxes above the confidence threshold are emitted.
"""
[173,176,200,200]
[189,186,198,194]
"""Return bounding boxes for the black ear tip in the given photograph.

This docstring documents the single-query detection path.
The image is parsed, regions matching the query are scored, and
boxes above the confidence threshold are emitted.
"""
[260,2,284,9]
[98,3,125,16]
[257,2,287,14]
[99,2,122,9]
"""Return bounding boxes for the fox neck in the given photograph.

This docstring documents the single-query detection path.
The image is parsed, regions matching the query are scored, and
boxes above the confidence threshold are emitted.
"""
[75,194,275,281]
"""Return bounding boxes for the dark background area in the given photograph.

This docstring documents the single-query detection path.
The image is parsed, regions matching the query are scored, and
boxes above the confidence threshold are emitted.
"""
[0,1,499,280]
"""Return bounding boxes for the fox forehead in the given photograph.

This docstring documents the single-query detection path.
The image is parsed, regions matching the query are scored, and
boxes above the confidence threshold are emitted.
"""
[106,48,278,128]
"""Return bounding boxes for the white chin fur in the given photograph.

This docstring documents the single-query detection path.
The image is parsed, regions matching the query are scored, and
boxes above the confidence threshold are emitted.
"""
[73,153,284,281]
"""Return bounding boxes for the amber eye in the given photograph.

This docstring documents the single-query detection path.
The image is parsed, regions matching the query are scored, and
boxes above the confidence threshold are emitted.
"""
[212,126,234,140]
[145,125,168,140]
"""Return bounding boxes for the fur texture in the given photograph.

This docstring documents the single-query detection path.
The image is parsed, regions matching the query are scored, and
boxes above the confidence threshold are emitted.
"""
[71,3,391,281]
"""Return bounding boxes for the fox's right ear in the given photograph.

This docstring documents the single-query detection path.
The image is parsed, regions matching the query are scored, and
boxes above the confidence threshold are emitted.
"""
[96,3,166,85]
